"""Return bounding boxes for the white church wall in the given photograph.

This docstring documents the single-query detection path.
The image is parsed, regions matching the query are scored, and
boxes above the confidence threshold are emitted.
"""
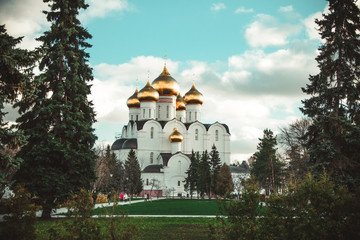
[187,122,206,153]
[163,153,191,196]
[157,96,176,121]
[142,173,164,191]
[186,104,201,123]
[121,126,127,138]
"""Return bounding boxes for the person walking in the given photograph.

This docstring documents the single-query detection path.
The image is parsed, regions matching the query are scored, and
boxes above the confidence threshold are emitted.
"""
[92,191,97,206]
[107,192,111,205]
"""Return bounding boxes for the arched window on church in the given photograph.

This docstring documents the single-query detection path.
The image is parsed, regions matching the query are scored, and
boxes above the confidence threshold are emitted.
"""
[195,129,198,140]
[150,152,154,164]
[150,127,154,139]
[143,109,145,118]
[146,179,149,186]
[215,130,219,141]
[195,112,197,121]
[158,106,161,119]
[149,109,151,118]
[189,112,192,121]
[178,181,180,186]
[166,106,169,118]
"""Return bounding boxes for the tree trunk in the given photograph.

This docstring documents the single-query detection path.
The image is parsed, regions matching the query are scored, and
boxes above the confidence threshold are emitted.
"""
[41,206,52,219]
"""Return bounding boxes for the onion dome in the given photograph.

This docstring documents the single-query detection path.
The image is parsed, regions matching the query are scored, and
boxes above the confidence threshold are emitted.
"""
[176,94,186,111]
[151,65,179,96]
[138,80,159,102]
[184,82,204,105]
[127,87,140,108]
[169,127,183,143]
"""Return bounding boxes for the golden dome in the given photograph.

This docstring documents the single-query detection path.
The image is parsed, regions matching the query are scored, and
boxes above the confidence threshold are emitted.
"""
[138,80,159,102]
[176,94,186,111]
[127,87,140,108]
[169,127,183,143]
[184,82,204,105]
[151,65,179,96]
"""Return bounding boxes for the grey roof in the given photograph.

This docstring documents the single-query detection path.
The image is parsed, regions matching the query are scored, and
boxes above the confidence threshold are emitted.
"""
[142,164,163,173]
[159,153,172,166]
[122,138,137,149]
[230,165,250,174]
[111,138,127,150]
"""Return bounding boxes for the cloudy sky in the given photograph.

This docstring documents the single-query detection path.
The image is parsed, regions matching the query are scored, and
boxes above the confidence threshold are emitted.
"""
[1,0,330,163]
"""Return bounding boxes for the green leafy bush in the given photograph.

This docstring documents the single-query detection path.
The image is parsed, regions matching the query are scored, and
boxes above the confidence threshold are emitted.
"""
[48,188,102,240]
[214,173,360,240]
[0,184,40,240]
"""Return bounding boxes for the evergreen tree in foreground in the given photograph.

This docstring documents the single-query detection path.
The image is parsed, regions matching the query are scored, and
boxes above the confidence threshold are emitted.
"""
[14,0,96,218]
[124,149,143,197]
[198,150,211,198]
[300,0,360,188]
[251,129,283,194]
[0,25,34,195]
[184,150,200,198]
[209,144,222,196]
[216,163,234,198]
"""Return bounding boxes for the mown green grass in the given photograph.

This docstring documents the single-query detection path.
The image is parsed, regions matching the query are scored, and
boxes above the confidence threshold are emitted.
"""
[34,217,223,240]
[94,198,224,216]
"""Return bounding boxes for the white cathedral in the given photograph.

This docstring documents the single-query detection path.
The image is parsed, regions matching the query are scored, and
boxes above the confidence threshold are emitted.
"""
[111,64,231,197]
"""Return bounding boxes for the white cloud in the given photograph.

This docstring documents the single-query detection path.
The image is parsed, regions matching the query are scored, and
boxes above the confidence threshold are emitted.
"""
[79,0,130,22]
[303,11,323,41]
[210,3,226,11]
[245,14,302,48]
[235,7,253,14]
[0,0,49,49]
[279,5,293,12]
[0,0,131,49]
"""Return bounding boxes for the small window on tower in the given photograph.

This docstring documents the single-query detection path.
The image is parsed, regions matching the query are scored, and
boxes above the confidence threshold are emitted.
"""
[150,152,154,163]
[166,106,169,118]
[149,109,151,118]
[143,109,145,118]
[158,106,161,119]
[195,129,198,140]
[146,179,149,186]
[178,181,180,186]
[189,112,192,121]
[150,127,154,139]
[136,115,138,121]
[215,130,219,141]
[131,115,133,121]
[195,112,197,120]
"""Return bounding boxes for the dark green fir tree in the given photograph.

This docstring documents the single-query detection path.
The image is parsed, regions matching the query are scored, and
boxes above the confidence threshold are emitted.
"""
[209,144,222,196]
[198,150,211,198]
[14,0,97,218]
[251,129,283,195]
[215,163,234,198]
[0,25,35,195]
[184,150,200,198]
[111,156,125,193]
[300,0,360,188]
[124,149,143,197]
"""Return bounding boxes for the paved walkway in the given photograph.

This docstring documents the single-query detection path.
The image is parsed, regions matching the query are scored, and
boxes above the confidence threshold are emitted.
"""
[49,197,164,217]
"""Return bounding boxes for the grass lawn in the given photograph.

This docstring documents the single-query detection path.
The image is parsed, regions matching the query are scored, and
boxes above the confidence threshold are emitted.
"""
[34,217,222,240]
[93,198,224,216]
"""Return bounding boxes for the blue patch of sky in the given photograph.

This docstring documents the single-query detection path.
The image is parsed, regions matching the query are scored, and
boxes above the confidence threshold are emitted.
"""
[87,0,327,67]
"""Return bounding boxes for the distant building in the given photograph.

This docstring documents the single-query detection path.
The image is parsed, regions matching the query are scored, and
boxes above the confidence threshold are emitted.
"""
[111,64,231,197]
[230,161,250,194]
